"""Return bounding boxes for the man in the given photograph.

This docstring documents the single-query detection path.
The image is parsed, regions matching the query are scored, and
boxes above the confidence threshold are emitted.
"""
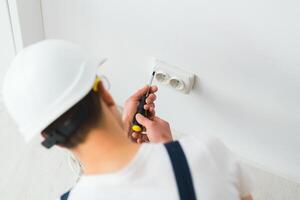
[2,40,253,200]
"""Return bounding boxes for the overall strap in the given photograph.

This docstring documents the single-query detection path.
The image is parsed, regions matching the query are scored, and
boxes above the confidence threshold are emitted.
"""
[60,190,71,200]
[164,141,197,200]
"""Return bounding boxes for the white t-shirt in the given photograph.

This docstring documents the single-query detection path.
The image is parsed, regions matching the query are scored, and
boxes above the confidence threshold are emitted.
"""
[63,136,254,200]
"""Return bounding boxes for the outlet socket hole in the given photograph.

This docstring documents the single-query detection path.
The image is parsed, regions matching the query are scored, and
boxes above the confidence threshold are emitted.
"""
[155,71,170,83]
[169,78,185,90]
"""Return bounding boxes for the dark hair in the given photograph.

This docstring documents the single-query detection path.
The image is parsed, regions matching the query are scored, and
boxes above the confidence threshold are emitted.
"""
[43,90,102,148]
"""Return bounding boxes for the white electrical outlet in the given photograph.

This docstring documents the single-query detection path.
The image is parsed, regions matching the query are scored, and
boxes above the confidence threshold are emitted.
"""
[153,59,195,94]
[154,70,170,84]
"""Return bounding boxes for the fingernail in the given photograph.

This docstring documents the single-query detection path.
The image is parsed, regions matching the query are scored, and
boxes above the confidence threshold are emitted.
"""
[135,113,141,119]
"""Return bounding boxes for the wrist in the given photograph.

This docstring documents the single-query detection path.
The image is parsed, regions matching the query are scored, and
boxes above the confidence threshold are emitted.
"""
[161,132,173,142]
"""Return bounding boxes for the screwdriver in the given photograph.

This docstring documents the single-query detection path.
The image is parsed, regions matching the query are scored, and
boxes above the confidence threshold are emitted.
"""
[131,71,156,132]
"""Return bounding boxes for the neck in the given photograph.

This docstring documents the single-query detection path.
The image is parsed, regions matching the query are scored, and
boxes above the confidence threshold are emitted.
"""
[72,127,139,175]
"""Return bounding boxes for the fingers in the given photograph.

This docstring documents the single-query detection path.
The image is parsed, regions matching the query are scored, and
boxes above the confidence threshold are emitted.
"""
[129,85,149,100]
[148,110,155,120]
[144,93,156,115]
[132,132,140,139]
[141,134,149,142]
[145,105,155,119]
[132,132,149,143]
[146,93,156,104]
[144,103,155,111]
[136,113,152,127]
[149,106,155,113]
[149,85,158,93]
[129,85,158,101]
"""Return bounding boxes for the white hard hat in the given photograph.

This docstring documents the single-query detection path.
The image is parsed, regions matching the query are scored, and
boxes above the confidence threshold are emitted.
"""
[2,39,104,142]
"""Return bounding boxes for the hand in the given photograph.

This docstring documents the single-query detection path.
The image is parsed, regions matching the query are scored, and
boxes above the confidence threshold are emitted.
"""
[132,113,173,143]
[122,85,158,137]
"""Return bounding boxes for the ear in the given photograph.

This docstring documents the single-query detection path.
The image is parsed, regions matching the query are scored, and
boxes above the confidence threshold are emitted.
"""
[96,80,115,107]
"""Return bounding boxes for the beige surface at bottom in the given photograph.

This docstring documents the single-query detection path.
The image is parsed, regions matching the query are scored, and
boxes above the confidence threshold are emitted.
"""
[249,165,300,200]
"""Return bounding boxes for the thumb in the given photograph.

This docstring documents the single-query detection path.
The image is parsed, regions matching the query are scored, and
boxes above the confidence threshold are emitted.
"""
[136,113,152,127]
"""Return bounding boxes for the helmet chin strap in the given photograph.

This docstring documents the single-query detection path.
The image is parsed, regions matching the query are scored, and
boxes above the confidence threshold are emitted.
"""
[41,101,89,149]
[41,77,100,149]
[42,132,66,148]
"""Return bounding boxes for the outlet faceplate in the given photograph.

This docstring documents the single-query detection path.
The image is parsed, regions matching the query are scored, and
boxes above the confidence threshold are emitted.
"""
[153,59,195,94]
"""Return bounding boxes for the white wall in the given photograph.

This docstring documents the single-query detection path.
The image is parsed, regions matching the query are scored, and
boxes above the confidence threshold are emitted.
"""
[0,0,15,93]
[41,0,300,182]
[7,0,44,51]
[0,1,75,199]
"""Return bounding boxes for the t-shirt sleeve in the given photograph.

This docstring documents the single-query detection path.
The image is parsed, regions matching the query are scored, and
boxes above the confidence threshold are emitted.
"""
[204,137,254,198]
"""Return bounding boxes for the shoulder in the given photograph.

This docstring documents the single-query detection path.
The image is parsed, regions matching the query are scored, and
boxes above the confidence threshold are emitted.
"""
[178,135,229,157]
[178,135,237,172]
[178,135,254,197]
